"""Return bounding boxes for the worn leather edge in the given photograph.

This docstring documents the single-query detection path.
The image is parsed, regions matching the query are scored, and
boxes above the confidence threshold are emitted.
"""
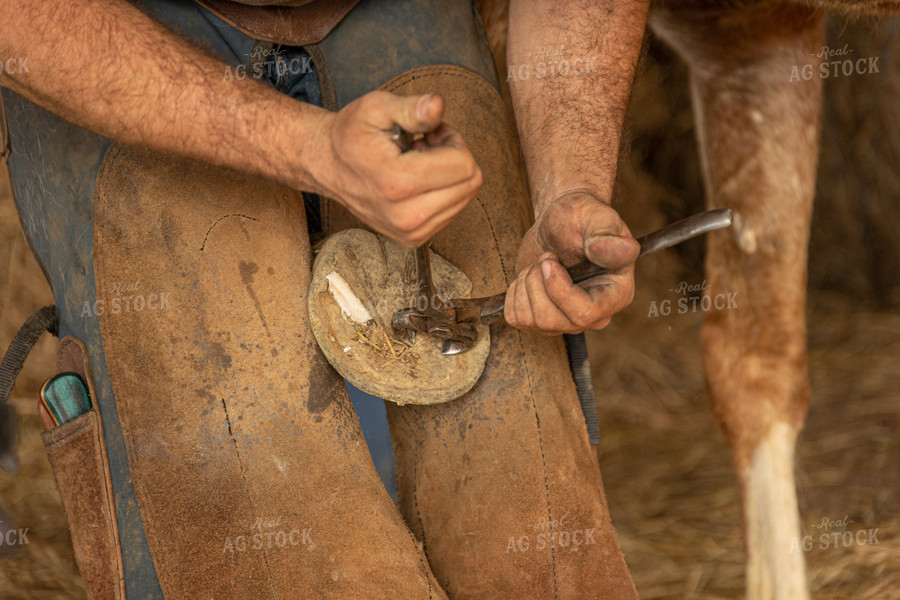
[197,0,360,46]
[303,43,336,111]
[0,91,9,164]
[52,336,125,600]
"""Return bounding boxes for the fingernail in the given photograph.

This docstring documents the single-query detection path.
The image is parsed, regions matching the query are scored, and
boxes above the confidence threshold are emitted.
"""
[585,233,618,246]
[417,93,435,120]
[541,260,552,280]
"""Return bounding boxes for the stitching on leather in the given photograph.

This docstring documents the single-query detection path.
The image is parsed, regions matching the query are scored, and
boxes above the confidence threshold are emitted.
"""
[383,65,500,101]
[479,201,511,282]
[521,354,560,600]
[199,213,259,251]
[411,456,434,599]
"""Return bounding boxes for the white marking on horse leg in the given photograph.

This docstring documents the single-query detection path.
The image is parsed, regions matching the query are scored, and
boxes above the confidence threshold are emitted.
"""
[744,422,809,600]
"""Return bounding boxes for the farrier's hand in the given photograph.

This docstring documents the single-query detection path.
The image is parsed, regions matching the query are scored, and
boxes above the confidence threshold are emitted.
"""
[505,193,639,334]
[307,91,482,247]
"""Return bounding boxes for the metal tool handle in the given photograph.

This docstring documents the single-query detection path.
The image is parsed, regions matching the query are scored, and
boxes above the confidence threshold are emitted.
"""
[391,123,415,153]
[449,208,735,324]
[565,208,734,284]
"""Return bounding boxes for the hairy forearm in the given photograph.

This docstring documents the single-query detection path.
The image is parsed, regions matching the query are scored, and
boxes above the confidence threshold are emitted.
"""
[0,0,326,193]
[508,0,649,215]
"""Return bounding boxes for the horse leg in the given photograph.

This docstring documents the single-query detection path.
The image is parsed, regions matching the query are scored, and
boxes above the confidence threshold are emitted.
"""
[651,4,825,599]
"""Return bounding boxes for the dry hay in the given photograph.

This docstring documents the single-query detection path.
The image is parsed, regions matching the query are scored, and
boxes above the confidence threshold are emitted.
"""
[588,278,900,599]
[812,16,900,303]
[0,164,55,400]
[307,229,490,405]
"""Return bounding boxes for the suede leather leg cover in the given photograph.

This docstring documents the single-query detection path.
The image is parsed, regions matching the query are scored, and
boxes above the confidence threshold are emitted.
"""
[324,65,639,599]
[92,148,446,599]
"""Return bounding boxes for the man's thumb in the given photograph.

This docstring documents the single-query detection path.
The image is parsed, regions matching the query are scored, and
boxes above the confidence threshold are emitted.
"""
[584,234,640,272]
[395,92,443,134]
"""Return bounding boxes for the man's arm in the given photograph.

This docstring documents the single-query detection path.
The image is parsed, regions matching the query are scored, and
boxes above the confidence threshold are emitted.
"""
[0,0,481,247]
[505,0,649,333]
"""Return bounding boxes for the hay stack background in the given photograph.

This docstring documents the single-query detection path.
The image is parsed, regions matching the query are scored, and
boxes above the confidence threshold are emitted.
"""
[1,13,898,599]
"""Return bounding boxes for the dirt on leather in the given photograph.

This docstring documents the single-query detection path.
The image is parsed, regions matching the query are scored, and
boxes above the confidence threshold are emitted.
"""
[1,12,900,600]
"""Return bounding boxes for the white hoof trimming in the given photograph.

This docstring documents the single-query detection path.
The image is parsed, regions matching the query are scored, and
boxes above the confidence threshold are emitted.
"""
[325,271,373,325]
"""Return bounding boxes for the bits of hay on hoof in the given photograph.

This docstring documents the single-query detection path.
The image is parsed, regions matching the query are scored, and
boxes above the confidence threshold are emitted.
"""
[308,229,490,405]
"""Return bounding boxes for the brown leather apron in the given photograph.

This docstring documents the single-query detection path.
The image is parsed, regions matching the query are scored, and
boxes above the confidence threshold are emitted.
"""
[198,0,360,46]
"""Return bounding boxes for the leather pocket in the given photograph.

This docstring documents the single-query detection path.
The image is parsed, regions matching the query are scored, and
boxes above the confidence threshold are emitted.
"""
[42,337,124,600]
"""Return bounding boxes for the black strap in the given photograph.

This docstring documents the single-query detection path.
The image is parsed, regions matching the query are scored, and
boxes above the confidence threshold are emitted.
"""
[0,306,57,473]
[0,305,58,407]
